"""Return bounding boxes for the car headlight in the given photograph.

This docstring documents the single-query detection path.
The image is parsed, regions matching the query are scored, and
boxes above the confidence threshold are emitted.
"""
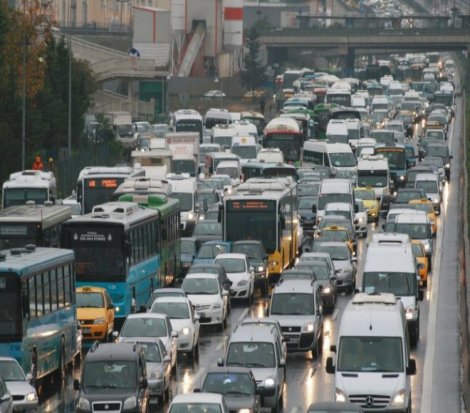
[77,397,91,410]
[188,213,195,220]
[238,409,252,413]
[26,392,37,402]
[149,370,163,380]
[257,266,265,272]
[123,396,137,410]
[359,217,366,224]
[322,287,331,294]
[303,322,314,332]
[213,303,222,309]
[94,317,106,325]
[238,280,248,286]
[423,242,431,252]
[399,175,406,181]
[432,198,439,204]
[115,306,120,313]
[181,326,190,336]
[265,378,275,387]
[390,389,407,407]
[445,163,450,168]
[335,388,348,403]
[406,310,413,320]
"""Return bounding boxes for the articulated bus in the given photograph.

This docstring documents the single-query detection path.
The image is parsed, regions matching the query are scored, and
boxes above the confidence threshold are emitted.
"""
[77,165,145,214]
[61,202,160,326]
[118,194,181,284]
[263,117,304,164]
[374,144,407,188]
[0,204,71,250]
[0,246,77,386]
[222,179,299,282]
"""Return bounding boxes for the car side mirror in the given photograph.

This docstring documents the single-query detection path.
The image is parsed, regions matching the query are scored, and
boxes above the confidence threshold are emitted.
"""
[0,393,11,402]
[193,388,201,393]
[407,358,417,375]
[249,266,254,273]
[194,203,201,213]
[164,355,171,363]
[329,276,337,283]
[326,357,335,374]
[351,257,357,263]
[354,204,359,213]
[112,331,119,340]
[108,304,115,310]
[217,358,224,366]
[171,330,179,338]
[330,344,337,352]
[222,290,229,297]
[26,373,33,383]
[194,313,200,321]
[74,379,80,390]
[279,358,286,367]
[138,305,147,313]
[418,289,424,301]
[141,378,148,389]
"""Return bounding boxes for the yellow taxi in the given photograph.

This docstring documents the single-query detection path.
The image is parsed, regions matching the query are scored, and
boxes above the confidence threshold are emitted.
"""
[409,199,437,236]
[317,225,355,256]
[354,187,380,222]
[411,240,429,287]
[76,286,115,342]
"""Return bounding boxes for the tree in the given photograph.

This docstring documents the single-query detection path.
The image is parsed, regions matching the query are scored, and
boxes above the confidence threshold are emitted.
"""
[240,26,266,93]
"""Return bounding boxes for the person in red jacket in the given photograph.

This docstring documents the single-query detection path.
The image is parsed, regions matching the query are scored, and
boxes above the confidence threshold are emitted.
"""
[31,155,44,171]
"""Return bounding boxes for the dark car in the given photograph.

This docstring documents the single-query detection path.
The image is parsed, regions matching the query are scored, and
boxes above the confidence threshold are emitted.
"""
[392,188,427,205]
[180,237,201,278]
[188,263,232,293]
[192,220,223,243]
[232,240,269,294]
[307,401,363,412]
[197,367,272,413]
[74,342,149,413]
[280,268,316,282]
[423,142,452,179]
[406,166,439,189]
[297,196,318,231]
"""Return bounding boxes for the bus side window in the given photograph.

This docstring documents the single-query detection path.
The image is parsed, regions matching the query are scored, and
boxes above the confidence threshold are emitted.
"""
[22,280,30,319]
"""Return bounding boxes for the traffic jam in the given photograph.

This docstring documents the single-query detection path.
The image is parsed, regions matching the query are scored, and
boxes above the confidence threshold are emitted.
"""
[0,51,457,413]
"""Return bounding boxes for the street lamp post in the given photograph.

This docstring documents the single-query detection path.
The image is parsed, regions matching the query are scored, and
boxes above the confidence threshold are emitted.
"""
[21,37,26,171]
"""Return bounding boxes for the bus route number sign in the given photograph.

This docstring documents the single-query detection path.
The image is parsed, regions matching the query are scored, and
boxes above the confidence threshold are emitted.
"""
[86,179,119,189]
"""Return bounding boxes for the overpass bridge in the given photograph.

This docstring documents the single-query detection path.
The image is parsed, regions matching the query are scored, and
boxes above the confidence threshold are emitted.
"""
[260,15,470,71]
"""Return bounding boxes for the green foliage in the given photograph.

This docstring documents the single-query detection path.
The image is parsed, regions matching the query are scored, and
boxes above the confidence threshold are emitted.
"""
[0,6,98,182]
[240,26,266,93]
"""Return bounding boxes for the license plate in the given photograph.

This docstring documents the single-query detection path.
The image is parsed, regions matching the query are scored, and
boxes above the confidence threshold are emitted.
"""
[82,328,91,334]
[199,313,206,318]
[287,337,299,344]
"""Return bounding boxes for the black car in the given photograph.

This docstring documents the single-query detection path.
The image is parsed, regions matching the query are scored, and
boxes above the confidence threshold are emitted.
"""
[392,188,427,205]
[180,237,201,278]
[297,196,318,231]
[232,240,269,294]
[74,342,149,413]
[196,366,273,413]
[192,220,223,243]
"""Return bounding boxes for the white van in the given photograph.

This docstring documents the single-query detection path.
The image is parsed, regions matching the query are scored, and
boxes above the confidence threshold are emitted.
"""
[414,172,441,214]
[205,108,231,130]
[230,136,259,164]
[212,124,237,151]
[326,292,416,412]
[362,232,423,345]
[302,141,356,176]
[215,161,241,186]
[166,173,199,236]
[314,178,354,223]
[326,119,349,144]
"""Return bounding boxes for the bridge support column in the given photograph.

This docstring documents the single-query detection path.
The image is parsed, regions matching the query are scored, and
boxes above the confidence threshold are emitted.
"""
[338,48,355,77]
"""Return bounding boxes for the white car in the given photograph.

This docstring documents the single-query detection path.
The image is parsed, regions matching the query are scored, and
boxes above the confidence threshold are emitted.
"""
[115,313,178,372]
[169,393,229,413]
[150,296,200,359]
[354,199,368,238]
[182,273,229,330]
[214,253,255,302]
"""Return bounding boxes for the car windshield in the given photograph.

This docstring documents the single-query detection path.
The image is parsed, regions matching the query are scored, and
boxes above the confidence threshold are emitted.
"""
[181,240,197,255]
[77,292,104,308]
[232,244,265,260]
[194,222,222,236]
[412,243,424,257]
[271,293,314,315]
[329,152,356,167]
[416,181,438,193]
[172,192,193,211]
[0,360,25,381]
[395,191,423,203]
[391,223,429,239]
[197,244,227,259]
[120,317,168,338]
[363,271,415,296]
[198,180,223,191]
[298,197,316,209]
[337,336,403,373]
[83,361,137,390]
[215,258,246,273]
[354,190,375,200]
[170,403,222,413]
[151,301,190,319]
[314,244,349,260]
[226,342,275,368]
[202,373,254,396]
[182,278,219,295]
[319,230,348,242]
[426,146,448,157]
[410,203,433,213]
[298,185,320,197]
[140,343,162,363]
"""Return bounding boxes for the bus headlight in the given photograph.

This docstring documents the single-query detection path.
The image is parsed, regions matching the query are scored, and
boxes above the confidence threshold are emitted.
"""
[123,396,137,410]
[77,397,91,410]
[390,389,406,407]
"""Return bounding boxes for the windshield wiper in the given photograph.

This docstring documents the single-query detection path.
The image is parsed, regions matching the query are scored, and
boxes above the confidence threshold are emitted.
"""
[226,361,245,366]
[226,391,251,396]
[245,362,267,368]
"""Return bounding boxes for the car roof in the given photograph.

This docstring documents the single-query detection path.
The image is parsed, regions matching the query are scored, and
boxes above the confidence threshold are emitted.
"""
[171,393,224,404]
[205,366,253,375]
[185,272,219,280]
[274,278,316,293]
[76,286,107,294]
[230,323,279,343]
[215,253,247,260]
[151,288,185,294]
[85,343,141,362]
[152,296,189,304]
[125,313,169,320]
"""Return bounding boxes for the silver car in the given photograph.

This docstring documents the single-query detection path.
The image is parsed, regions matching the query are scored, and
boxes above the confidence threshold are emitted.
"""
[0,357,37,412]
[0,375,13,413]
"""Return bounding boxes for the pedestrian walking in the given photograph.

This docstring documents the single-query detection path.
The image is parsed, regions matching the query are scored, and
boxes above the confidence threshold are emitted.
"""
[128,47,141,70]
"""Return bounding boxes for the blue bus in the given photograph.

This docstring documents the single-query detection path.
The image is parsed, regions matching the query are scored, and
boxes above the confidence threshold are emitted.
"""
[61,202,160,326]
[0,246,77,387]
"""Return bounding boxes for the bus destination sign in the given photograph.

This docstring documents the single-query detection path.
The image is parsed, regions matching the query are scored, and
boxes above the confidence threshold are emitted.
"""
[85,178,119,189]
[227,199,275,212]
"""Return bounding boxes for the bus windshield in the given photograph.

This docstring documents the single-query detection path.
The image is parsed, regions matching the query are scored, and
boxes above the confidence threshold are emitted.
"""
[0,273,21,340]
[64,225,126,281]
[176,119,202,133]
[363,271,415,296]
[225,200,277,253]
[264,134,301,162]
[82,177,125,214]
[171,193,193,212]
[3,188,48,208]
